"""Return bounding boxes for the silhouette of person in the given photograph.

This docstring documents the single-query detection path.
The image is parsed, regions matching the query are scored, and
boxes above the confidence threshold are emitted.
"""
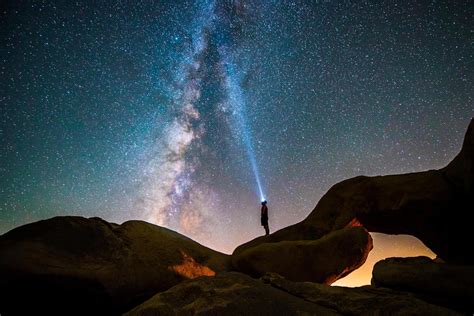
[261,200,269,235]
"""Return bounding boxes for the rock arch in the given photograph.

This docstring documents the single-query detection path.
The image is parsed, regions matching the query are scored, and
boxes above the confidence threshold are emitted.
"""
[232,118,473,283]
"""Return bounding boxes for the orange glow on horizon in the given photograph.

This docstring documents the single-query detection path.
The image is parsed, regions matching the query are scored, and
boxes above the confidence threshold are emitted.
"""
[332,232,436,287]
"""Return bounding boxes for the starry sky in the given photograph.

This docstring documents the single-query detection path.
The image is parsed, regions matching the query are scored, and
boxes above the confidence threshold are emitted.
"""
[1,1,473,286]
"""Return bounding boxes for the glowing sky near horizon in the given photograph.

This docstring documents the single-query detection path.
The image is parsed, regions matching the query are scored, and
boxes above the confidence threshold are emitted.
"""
[1,0,473,286]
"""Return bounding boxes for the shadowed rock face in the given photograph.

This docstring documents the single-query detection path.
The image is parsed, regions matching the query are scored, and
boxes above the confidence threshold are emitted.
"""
[234,118,473,265]
[124,272,340,316]
[0,216,231,315]
[372,256,474,313]
[261,273,461,316]
[232,226,373,284]
[125,272,460,315]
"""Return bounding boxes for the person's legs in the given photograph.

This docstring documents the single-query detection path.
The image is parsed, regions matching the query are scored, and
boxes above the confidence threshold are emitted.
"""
[264,224,269,235]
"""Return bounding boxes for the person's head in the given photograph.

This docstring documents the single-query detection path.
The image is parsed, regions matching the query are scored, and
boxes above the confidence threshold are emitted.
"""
[261,200,267,205]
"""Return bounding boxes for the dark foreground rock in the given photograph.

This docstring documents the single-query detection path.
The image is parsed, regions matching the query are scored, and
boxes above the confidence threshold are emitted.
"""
[263,273,461,315]
[125,272,459,315]
[125,272,339,315]
[235,118,474,265]
[0,216,230,315]
[232,226,372,284]
[372,256,474,313]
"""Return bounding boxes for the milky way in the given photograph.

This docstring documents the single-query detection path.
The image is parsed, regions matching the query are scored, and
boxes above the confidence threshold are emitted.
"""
[138,0,214,236]
[1,0,473,285]
[137,0,267,241]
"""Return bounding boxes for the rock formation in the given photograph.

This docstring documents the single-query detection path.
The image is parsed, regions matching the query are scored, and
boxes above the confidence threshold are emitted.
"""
[233,226,372,284]
[125,272,460,315]
[0,216,230,314]
[372,256,474,313]
[125,272,339,315]
[234,118,473,266]
[262,272,461,315]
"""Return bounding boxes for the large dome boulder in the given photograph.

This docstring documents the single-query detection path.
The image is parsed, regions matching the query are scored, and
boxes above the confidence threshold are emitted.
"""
[0,216,231,315]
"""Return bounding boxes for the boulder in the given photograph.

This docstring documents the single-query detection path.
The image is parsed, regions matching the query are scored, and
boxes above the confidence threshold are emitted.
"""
[372,256,474,313]
[0,216,231,315]
[262,273,460,315]
[232,226,373,284]
[235,118,474,264]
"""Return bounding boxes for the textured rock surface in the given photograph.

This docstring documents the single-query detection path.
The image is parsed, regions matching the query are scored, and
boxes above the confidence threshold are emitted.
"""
[233,226,372,284]
[0,216,230,315]
[262,273,461,316]
[125,272,339,316]
[235,118,474,264]
[126,271,459,315]
[372,256,474,313]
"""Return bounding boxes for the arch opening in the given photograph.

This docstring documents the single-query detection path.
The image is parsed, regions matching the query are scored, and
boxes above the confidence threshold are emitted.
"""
[333,232,436,287]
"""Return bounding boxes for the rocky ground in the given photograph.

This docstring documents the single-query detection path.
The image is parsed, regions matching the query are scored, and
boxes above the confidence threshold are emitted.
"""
[124,271,461,315]
[1,118,472,315]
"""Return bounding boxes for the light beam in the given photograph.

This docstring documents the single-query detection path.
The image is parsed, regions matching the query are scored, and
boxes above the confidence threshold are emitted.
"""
[221,58,265,202]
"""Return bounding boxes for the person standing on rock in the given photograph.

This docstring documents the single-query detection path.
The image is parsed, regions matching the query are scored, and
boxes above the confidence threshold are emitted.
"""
[261,200,269,235]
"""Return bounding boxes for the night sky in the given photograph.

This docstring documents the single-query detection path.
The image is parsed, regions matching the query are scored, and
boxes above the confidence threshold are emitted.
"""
[1,1,473,286]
